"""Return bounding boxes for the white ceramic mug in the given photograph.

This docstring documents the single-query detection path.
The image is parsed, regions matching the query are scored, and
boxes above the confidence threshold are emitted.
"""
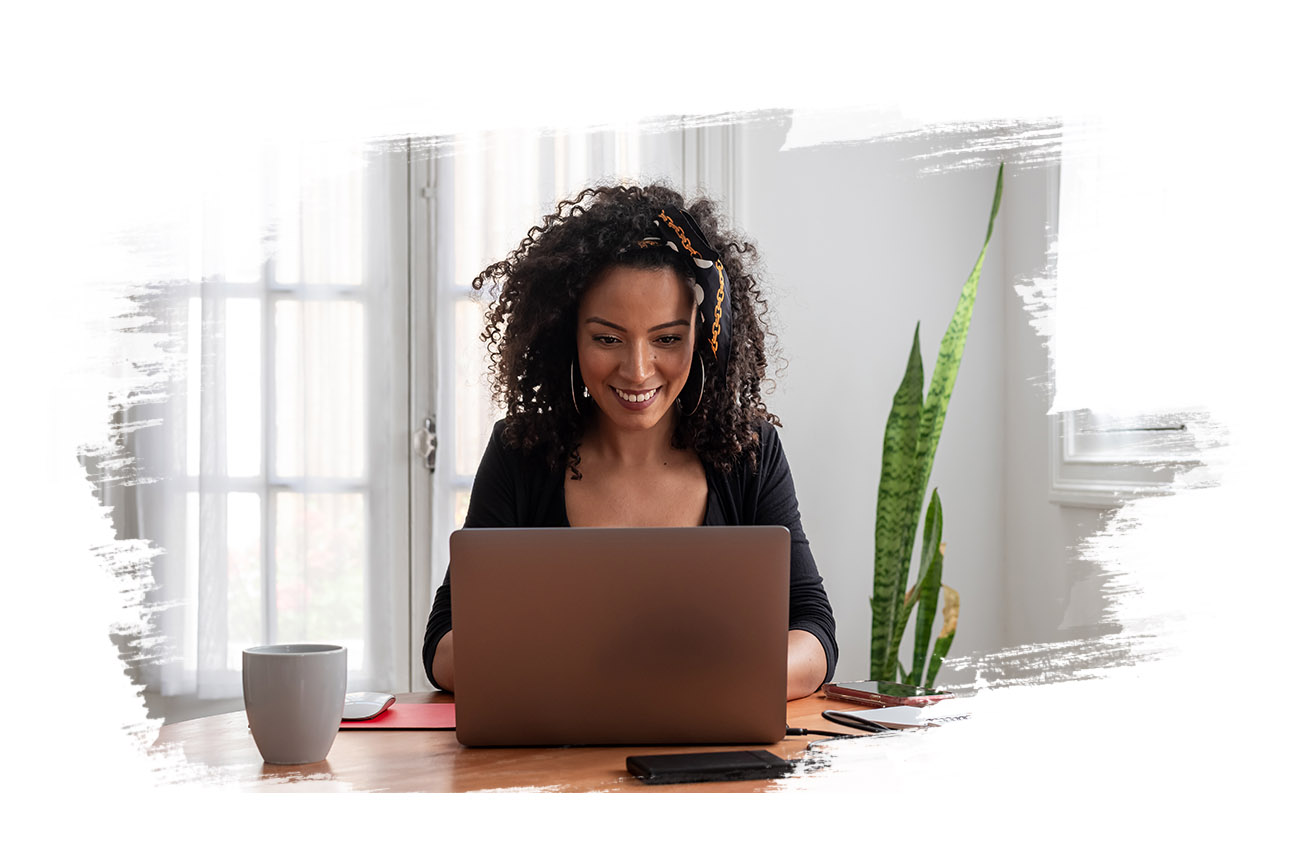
[242,644,347,765]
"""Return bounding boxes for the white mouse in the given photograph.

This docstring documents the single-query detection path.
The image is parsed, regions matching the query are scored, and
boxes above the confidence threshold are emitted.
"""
[343,692,396,721]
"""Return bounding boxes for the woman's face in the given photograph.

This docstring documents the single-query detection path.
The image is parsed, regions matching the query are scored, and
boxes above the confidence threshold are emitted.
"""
[575,265,696,435]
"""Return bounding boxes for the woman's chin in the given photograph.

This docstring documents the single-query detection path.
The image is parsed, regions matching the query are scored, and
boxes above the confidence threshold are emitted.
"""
[599,410,671,431]
[593,392,678,431]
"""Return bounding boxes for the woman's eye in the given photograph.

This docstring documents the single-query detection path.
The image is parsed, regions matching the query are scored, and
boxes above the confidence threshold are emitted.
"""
[594,335,620,346]
[656,335,683,346]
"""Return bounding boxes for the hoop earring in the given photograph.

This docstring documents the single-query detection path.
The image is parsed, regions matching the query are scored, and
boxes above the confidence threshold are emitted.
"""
[570,360,588,415]
[680,352,705,417]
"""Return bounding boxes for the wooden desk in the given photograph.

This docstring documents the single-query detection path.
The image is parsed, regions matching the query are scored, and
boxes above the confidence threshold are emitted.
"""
[151,692,878,792]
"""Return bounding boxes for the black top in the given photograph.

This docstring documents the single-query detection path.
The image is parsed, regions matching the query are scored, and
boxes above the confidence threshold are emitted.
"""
[422,420,838,689]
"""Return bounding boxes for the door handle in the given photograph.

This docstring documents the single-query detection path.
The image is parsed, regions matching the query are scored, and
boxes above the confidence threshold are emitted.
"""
[413,416,437,472]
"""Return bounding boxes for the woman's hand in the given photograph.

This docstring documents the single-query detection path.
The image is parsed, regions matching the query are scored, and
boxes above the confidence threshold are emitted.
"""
[786,629,827,701]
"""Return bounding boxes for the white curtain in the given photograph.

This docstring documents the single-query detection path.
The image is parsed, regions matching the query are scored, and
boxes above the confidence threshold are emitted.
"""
[121,140,408,704]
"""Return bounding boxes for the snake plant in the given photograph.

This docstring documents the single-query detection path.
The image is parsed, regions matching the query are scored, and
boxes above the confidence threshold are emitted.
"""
[870,164,1003,688]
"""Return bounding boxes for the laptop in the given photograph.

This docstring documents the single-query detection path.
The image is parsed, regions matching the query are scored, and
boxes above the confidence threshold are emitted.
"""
[449,526,790,747]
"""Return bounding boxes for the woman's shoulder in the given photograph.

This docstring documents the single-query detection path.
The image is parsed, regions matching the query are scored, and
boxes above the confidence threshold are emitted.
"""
[754,419,782,450]
[703,420,801,523]
[747,421,802,502]
[486,417,559,476]
[710,420,786,484]
[742,419,784,464]
[489,417,532,452]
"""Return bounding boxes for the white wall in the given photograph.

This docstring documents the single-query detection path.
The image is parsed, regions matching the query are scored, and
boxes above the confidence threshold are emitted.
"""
[733,115,1011,684]
[998,159,1116,652]
[730,114,1118,685]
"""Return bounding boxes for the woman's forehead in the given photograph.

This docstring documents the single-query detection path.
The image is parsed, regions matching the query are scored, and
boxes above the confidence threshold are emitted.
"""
[578,266,693,321]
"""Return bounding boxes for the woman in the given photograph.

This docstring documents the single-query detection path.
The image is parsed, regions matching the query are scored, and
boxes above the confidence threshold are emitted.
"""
[422,184,837,700]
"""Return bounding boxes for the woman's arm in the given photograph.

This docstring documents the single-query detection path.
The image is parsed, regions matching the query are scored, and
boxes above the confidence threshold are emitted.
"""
[424,421,532,692]
[751,425,840,686]
[431,631,455,693]
[787,628,827,700]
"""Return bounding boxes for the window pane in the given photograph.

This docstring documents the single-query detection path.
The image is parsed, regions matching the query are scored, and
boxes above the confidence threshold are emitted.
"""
[272,150,302,285]
[452,130,544,287]
[186,298,201,477]
[226,492,263,670]
[204,147,266,284]
[274,492,366,667]
[454,488,472,531]
[615,130,641,179]
[226,298,262,477]
[275,299,366,479]
[272,142,366,287]
[1069,410,1197,461]
[454,297,496,476]
[185,491,200,666]
[554,130,588,198]
[450,126,653,290]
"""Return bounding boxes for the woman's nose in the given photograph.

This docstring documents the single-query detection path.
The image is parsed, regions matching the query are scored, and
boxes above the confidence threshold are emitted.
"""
[622,342,654,383]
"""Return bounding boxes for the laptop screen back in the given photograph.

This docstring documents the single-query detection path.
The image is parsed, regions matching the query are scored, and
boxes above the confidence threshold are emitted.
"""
[450,526,790,747]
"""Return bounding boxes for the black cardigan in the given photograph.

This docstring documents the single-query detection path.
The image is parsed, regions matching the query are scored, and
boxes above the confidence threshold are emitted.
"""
[422,420,838,689]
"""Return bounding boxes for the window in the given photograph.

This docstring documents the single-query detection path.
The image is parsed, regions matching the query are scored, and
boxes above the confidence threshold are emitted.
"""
[112,125,736,712]
[1048,156,1205,508]
[142,141,410,705]
[1049,408,1204,507]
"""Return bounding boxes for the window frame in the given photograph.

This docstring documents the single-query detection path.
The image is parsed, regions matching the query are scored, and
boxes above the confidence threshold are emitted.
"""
[158,142,413,702]
[1048,408,1202,508]
[1045,162,1202,508]
[180,274,375,683]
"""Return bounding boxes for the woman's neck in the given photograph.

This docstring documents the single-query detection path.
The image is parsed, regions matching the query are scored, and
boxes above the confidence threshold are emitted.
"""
[582,411,680,467]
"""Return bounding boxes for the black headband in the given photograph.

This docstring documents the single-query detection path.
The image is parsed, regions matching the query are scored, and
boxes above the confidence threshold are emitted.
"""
[634,206,732,376]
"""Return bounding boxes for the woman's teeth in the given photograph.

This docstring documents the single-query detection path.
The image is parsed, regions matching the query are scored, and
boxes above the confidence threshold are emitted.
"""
[614,387,658,403]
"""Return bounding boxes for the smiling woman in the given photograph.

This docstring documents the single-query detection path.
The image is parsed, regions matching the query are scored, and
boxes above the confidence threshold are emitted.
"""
[578,268,696,430]
[422,184,838,700]
[568,267,709,528]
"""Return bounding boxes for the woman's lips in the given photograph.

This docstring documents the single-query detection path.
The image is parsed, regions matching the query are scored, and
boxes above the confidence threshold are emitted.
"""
[611,386,659,410]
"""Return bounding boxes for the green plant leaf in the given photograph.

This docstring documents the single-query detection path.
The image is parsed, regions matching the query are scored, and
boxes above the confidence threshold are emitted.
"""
[890,584,926,686]
[924,585,960,689]
[914,164,1003,504]
[910,492,944,683]
[870,325,924,680]
[885,165,1003,678]
[886,493,941,684]
[869,164,1001,685]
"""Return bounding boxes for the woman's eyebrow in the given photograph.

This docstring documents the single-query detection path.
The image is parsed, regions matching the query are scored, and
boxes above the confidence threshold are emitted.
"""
[649,319,690,331]
[583,317,690,332]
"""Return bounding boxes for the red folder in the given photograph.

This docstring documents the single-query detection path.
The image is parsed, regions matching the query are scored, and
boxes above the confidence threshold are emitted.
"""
[339,703,455,730]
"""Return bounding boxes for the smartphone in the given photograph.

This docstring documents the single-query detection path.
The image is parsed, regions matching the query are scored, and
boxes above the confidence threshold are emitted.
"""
[626,750,793,785]
[822,680,954,707]
[820,709,894,733]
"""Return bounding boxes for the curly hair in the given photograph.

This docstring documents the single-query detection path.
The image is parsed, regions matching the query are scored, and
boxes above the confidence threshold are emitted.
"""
[472,183,780,479]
